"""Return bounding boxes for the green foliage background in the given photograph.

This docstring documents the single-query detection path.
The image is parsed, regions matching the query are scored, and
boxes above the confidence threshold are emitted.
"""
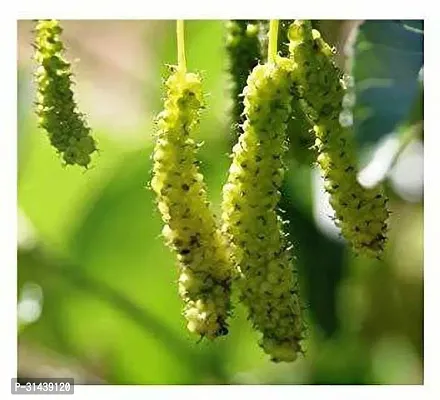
[17,20,423,384]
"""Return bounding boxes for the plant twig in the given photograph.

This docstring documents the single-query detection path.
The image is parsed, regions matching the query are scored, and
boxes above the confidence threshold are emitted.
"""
[177,20,186,73]
[268,20,279,64]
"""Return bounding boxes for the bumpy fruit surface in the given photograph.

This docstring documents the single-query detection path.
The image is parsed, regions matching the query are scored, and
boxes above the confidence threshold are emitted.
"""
[279,20,315,165]
[222,57,306,362]
[34,19,97,167]
[259,20,315,166]
[225,20,261,132]
[288,20,389,258]
[151,68,232,339]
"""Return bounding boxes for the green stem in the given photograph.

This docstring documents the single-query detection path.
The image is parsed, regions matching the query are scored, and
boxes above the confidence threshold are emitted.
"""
[268,20,279,63]
[177,20,186,73]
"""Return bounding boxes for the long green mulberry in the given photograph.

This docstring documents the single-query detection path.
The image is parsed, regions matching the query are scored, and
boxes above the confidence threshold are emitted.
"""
[221,56,306,362]
[151,67,232,339]
[33,19,97,168]
[278,20,315,166]
[225,20,261,132]
[287,20,389,257]
[259,20,315,166]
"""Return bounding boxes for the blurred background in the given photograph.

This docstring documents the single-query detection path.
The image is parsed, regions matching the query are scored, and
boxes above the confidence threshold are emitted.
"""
[17,20,423,384]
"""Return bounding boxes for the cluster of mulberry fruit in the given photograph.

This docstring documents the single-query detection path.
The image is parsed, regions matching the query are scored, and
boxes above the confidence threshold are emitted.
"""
[31,19,391,362]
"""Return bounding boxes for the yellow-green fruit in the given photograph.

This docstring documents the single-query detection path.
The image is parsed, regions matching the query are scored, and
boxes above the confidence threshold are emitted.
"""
[222,57,306,362]
[33,19,96,167]
[151,68,232,339]
[259,20,315,166]
[225,20,261,133]
[288,20,389,258]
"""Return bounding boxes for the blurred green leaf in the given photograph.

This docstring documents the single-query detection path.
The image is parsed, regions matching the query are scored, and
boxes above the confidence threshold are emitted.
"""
[352,20,423,147]
[18,246,200,383]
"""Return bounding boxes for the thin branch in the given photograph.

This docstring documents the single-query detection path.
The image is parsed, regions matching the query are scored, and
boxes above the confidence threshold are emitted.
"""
[268,20,279,64]
[176,20,186,73]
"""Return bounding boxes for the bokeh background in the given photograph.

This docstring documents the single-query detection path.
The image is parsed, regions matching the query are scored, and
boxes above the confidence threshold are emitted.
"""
[17,20,423,384]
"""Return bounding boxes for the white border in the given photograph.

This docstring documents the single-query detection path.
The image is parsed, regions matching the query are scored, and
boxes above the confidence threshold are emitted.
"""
[14,0,427,19]
[422,16,439,396]
[3,0,439,399]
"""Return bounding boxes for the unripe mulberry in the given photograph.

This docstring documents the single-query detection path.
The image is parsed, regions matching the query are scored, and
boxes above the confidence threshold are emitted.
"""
[287,20,389,258]
[33,20,97,168]
[221,57,306,362]
[225,20,261,132]
[279,21,315,166]
[259,20,315,166]
[151,68,232,339]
